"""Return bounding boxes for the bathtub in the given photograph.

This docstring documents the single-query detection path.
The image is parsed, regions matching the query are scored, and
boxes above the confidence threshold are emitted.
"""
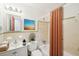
[64,51,73,56]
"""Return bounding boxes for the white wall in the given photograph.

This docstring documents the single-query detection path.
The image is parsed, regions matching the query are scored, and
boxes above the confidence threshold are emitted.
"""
[3,3,63,20]
[64,3,79,18]
[63,3,79,55]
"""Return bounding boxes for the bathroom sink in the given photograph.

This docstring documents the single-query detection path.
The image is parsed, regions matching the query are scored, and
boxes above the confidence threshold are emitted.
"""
[0,42,9,52]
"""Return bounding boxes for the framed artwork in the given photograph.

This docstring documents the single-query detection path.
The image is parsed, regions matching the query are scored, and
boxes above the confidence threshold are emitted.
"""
[7,14,22,32]
[11,16,15,31]
[14,16,22,31]
[24,19,37,31]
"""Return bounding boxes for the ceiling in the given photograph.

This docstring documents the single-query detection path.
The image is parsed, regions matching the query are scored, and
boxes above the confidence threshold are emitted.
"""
[3,3,64,19]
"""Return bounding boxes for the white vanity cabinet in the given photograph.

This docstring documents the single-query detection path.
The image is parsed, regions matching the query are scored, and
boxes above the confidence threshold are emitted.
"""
[0,46,27,56]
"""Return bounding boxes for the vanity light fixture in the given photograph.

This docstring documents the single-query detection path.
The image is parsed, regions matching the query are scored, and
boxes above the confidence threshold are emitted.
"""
[4,6,22,13]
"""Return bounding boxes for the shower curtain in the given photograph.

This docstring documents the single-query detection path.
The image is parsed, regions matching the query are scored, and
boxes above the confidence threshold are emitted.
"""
[50,6,63,56]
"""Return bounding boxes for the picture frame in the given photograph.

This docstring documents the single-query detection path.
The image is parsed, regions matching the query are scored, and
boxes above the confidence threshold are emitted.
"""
[14,16,22,31]
[24,19,37,31]
[6,14,22,32]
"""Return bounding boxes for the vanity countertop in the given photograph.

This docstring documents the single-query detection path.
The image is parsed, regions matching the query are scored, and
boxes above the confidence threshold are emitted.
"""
[0,42,28,54]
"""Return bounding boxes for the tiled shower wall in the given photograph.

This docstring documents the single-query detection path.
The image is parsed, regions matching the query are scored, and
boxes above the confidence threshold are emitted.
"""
[63,3,79,55]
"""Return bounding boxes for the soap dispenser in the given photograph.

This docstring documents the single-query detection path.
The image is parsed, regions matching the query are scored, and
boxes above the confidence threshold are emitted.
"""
[23,39,26,46]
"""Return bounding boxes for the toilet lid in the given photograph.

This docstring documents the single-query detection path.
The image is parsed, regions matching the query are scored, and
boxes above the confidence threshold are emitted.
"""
[27,41,38,51]
[31,50,42,56]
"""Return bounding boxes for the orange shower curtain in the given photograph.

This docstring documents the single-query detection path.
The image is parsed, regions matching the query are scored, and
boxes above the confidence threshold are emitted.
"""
[50,7,63,56]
